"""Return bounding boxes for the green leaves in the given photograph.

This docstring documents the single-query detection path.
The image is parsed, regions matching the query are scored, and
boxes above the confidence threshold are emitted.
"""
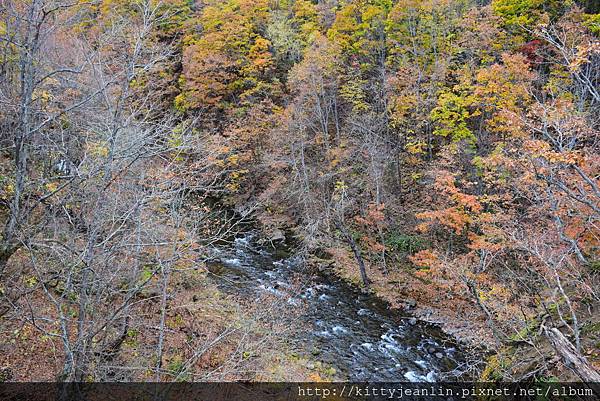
[431,91,476,143]
[492,0,574,29]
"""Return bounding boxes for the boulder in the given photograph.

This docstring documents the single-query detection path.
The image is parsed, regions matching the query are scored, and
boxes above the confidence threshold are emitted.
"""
[270,228,285,242]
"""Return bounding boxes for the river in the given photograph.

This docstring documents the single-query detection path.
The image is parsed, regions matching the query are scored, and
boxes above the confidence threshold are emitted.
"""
[206,234,470,381]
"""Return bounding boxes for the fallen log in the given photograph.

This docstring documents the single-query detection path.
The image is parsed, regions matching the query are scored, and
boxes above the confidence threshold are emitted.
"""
[544,326,600,381]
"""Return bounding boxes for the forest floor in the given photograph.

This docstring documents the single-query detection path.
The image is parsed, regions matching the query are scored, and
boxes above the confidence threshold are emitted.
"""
[0,254,313,381]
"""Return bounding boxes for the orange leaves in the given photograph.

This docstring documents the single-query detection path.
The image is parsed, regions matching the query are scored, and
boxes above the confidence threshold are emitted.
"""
[288,34,341,95]
[522,139,551,156]
[467,232,503,253]
[569,41,600,72]
[246,37,275,76]
[433,171,482,213]
[417,207,471,236]
[416,171,483,236]
[414,170,511,263]
[354,202,386,227]
[360,236,386,253]
[354,202,387,255]
[409,249,441,272]
[181,48,235,108]
[451,191,482,215]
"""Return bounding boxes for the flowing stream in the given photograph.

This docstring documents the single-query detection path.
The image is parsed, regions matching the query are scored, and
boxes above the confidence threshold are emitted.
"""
[206,234,469,381]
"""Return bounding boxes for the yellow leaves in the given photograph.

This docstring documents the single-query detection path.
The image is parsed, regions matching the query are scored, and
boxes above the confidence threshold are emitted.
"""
[227,154,240,166]
[431,91,476,143]
[87,141,109,158]
[363,4,385,23]
[334,180,348,192]
[97,0,134,17]
[405,140,427,155]
[225,169,249,192]
[491,0,562,30]
[401,174,417,187]
[390,92,417,121]
[340,75,370,112]
[1,179,15,201]
[230,170,245,181]
[45,182,59,193]
[32,88,53,105]
[293,0,318,23]
[473,52,534,136]
[180,0,274,110]
[25,275,38,288]
[247,37,274,75]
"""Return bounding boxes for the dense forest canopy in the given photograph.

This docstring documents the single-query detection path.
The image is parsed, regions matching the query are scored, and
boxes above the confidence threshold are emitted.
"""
[0,0,599,383]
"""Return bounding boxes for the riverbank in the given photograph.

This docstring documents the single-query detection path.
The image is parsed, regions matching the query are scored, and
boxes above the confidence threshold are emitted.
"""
[304,244,600,381]
[212,233,473,381]
[310,246,494,350]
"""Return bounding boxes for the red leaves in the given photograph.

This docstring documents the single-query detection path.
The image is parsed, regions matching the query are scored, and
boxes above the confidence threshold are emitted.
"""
[518,39,545,65]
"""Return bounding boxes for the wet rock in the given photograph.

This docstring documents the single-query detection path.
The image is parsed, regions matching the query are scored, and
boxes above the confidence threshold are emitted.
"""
[270,229,285,242]
[408,317,417,326]
[427,346,436,354]
[435,352,444,359]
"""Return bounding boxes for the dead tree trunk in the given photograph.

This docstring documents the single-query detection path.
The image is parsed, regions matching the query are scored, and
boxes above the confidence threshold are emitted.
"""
[335,221,370,287]
[544,326,600,381]
[467,280,505,346]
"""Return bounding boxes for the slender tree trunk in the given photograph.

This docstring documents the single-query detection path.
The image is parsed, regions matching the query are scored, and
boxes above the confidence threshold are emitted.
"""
[1,0,42,275]
[336,221,369,287]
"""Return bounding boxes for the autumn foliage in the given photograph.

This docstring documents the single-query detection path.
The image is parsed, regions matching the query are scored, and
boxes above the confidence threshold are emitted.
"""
[1,0,599,382]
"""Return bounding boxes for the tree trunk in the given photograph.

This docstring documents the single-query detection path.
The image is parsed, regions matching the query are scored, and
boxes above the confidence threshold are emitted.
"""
[336,221,370,287]
[467,280,504,345]
[544,326,600,381]
[348,236,370,287]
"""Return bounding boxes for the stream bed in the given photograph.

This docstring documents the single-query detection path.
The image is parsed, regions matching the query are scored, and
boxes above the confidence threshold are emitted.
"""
[207,234,470,381]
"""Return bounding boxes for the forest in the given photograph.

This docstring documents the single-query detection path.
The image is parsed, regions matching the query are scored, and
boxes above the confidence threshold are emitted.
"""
[0,0,599,386]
